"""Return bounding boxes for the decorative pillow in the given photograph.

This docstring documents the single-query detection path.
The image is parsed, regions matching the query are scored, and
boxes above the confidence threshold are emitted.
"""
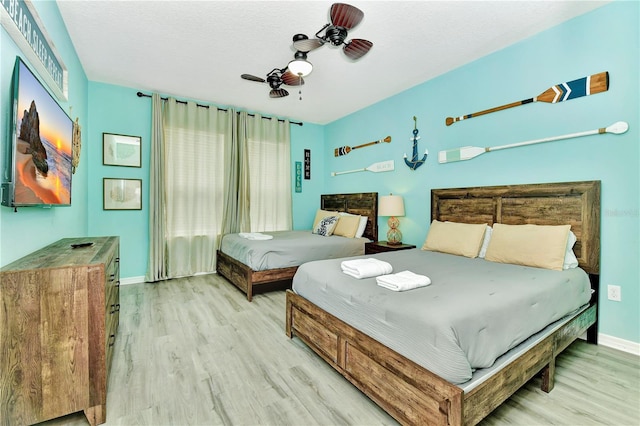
[478,225,493,258]
[563,231,579,269]
[355,216,368,238]
[312,209,338,230]
[313,216,340,236]
[333,213,362,238]
[422,220,488,258]
[484,223,570,271]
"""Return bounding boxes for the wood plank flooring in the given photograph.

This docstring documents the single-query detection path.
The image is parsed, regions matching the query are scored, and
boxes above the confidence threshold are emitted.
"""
[37,274,640,426]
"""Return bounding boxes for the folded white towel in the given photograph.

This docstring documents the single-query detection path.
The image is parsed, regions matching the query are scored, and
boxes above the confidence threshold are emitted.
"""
[376,270,431,292]
[341,258,393,279]
[239,232,273,240]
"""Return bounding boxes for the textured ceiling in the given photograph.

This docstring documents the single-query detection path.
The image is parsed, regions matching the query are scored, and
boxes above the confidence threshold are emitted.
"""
[57,1,608,125]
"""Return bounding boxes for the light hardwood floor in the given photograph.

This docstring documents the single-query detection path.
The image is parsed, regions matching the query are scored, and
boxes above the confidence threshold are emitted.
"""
[37,274,639,426]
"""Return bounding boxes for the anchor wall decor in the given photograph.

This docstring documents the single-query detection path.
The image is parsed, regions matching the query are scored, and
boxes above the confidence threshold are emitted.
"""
[404,116,428,170]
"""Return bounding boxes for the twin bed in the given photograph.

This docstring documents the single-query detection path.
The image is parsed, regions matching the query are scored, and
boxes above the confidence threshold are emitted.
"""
[286,181,600,425]
[216,192,378,301]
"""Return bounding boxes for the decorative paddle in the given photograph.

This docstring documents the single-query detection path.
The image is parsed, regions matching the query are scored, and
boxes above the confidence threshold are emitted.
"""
[438,121,628,163]
[332,160,395,176]
[334,136,391,156]
[445,72,609,126]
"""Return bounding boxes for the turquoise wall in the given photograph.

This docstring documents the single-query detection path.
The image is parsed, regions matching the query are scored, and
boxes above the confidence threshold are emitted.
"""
[0,1,89,265]
[291,122,325,230]
[86,83,151,278]
[323,2,639,343]
[0,2,636,345]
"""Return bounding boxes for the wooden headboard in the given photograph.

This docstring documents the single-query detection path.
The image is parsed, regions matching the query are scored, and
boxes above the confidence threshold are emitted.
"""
[431,181,600,274]
[321,192,378,241]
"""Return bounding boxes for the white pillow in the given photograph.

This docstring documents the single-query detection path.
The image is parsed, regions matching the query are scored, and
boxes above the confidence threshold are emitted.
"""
[355,216,368,238]
[563,231,579,269]
[313,216,340,236]
[478,225,493,258]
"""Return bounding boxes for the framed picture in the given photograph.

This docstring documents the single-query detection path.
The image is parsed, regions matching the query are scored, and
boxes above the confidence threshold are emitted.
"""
[103,178,142,210]
[103,133,141,167]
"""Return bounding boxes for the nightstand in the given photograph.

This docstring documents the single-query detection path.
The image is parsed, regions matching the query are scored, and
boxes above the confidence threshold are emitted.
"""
[365,241,417,255]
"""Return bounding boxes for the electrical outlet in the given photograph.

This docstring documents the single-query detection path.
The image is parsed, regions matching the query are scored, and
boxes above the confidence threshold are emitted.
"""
[607,285,622,302]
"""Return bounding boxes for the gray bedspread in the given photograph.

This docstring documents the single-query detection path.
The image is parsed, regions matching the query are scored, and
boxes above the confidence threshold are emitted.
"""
[220,230,367,271]
[292,249,591,384]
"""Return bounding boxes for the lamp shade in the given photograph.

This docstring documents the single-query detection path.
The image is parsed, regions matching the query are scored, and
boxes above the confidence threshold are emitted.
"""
[378,195,405,217]
[288,59,313,77]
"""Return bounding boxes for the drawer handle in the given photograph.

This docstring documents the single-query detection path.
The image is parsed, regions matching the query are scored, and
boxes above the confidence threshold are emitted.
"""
[110,273,116,280]
[110,303,120,314]
[108,334,116,347]
[116,280,120,288]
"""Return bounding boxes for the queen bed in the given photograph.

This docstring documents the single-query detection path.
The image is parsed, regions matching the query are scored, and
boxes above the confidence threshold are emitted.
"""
[216,192,378,301]
[286,181,600,425]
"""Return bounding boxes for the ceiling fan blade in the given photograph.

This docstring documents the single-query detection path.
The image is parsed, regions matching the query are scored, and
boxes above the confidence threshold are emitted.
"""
[281,70,305,86]
[293,37,324,52]
[241,74,266,83]
[330,3,364,30]
[270,88,289,98]
[343,39,372,60]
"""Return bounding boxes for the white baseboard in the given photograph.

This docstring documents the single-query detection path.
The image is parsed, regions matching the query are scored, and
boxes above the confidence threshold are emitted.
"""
[599,333,640,356]
[120,276,145,286]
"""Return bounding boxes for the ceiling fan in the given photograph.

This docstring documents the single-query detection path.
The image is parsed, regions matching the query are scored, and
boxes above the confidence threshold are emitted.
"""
[292,3,373,60]
[240,3,371,98]
[241,67,304,98]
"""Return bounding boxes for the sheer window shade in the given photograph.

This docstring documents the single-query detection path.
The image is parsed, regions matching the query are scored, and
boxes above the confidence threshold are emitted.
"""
[164,99,228,277]
[246,113,292,232]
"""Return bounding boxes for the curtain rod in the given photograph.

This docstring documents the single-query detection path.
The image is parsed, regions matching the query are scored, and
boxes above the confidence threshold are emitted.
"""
[136,91,303,126]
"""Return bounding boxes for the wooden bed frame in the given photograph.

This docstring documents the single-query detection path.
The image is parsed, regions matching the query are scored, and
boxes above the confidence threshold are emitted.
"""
[216,192,378,301]
[286,181,600,425]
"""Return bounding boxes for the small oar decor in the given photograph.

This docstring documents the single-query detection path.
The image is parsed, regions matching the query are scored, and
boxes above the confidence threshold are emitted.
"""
[334,136,391,156]
[438,121,628,164]
[332,160,394,176]
[445,72,609,126]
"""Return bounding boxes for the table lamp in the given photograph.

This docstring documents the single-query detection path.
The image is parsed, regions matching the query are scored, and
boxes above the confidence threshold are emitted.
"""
[378,194,405,245]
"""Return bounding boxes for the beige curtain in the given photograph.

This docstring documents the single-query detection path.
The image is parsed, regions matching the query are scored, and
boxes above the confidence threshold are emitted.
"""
[163,98,230,278]
[220,111,251,236]
[246,113,292,231]
[145,93,168,282]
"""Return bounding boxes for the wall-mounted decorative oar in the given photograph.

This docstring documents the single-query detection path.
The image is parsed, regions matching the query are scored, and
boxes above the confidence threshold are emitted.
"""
[445,72,609,126]
[331,160,395,176]
[439,121,628,163]
[334,136,391,156]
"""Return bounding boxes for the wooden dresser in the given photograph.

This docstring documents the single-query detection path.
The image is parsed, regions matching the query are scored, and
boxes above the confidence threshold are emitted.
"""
[0,236,120,426]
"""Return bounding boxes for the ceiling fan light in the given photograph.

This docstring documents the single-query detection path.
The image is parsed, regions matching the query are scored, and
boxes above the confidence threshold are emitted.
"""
[288,58,313,77]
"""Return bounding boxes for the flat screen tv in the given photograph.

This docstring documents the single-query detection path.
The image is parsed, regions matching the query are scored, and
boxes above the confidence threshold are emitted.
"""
[1,57,73,208]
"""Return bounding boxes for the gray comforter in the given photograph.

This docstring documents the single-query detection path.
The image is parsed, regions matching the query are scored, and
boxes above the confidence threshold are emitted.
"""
[220,230,367,271]
[292,249,591,384]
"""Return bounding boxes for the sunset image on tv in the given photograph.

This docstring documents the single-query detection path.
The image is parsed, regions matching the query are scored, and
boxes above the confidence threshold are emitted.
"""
[13,59,72,206]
